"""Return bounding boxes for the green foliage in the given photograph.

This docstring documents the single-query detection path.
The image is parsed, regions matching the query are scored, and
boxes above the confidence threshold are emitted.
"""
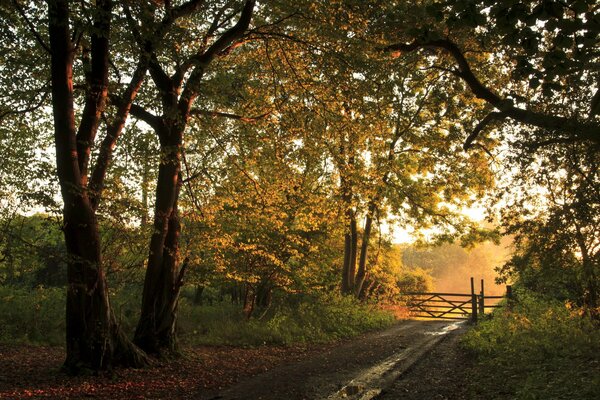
[0,286,65,346]
[496,143,599,310]
[179,292,395,346]
[396,267,432,293]
[0,286,394,347]
[463,289,600,399]
[0,214,65,287]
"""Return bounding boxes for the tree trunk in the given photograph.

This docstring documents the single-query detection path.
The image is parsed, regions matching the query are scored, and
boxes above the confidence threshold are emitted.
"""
[140,155,150,226]
[194,286,204,305]
[349,214,358,289]
[341,229,353,294]
[354,207,374,297]
[63,204,148,372]
[582,258,598,313]
[580,252,598,315]
[341,207,357,294]
[243,284,256,319]
[47,0,147,372]
[134,145,184,355]
[574,222,598,315]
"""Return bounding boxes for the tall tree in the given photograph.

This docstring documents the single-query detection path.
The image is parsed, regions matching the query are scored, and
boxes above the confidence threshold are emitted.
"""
[121,0,257,355]
[44,0,148,371]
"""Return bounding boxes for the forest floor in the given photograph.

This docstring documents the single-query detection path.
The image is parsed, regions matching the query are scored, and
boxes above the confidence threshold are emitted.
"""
[0,320,471,400]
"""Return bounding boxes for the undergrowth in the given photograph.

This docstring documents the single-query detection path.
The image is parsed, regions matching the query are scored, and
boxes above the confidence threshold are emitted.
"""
[178,292,394,346]
[0,286,394,347]
[462,288,600,400]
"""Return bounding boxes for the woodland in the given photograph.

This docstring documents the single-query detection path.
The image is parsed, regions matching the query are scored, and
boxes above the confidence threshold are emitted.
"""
[0,0,598,395]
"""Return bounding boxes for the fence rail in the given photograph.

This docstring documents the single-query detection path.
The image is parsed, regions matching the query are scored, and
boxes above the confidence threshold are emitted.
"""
[405,278,511,323]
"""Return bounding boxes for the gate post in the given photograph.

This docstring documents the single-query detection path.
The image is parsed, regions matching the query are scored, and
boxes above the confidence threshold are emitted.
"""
[470,277,478,323]
[479,279,485,317]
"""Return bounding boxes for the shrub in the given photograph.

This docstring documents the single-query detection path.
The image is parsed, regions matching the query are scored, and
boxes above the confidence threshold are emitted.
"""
[0,286,396,348]
[178,292,395,346]
[0,286,65,346]
[462,288,600,399]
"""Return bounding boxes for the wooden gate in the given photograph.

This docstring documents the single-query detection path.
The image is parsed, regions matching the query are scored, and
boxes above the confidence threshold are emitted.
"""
[404,278,510,323]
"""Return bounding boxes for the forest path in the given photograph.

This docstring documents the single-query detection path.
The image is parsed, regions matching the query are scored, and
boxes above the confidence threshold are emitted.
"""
[200,320,464,400]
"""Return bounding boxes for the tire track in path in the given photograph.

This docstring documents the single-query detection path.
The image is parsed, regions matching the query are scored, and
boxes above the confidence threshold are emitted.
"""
[201,320,463,400]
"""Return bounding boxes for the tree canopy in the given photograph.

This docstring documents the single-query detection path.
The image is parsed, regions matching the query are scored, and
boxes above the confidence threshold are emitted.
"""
[0,0,598,372]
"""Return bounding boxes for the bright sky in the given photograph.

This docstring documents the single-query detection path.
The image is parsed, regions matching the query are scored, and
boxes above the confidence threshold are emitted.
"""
[390,204,487,244]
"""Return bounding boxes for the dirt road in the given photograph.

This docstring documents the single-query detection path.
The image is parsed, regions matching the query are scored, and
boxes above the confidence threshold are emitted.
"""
[200,320,465,400]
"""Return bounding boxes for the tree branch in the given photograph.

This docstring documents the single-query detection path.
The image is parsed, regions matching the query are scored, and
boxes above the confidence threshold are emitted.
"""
[11,0,51,54]
[75,0,113,185]
[385,38,600,145]
[464,111,506,150]
[128,102,165,134]
[179,0,256,110]
[89,61,147,210]
[190,108,272,123]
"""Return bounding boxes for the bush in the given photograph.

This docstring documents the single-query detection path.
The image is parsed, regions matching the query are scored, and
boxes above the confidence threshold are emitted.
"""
[0,286,395,348]
[462,288,600,399]
[178,292,395,346]
[0,286,65,346]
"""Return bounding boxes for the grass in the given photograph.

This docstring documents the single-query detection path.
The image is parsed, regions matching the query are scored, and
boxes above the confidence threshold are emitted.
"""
[462,288,600,400]
[0,286,65,346]
[178,292,395,346]
[0,286,395,348]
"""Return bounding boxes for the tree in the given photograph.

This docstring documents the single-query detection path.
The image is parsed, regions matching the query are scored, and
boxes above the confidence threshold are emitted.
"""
[497,142,599,313]
[118,0,257,355]
[379,0,600,149]
[44,0,148,371]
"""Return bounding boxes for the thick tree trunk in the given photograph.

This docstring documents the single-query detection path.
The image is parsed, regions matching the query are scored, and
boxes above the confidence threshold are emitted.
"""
[135,136,185,356]
[63,203,148,372]
[47,0,147,372]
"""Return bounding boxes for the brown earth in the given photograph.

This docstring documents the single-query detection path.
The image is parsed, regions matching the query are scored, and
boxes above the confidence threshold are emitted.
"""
[0,320,470,400]
[376,327,473,400]
[0,343,328,399]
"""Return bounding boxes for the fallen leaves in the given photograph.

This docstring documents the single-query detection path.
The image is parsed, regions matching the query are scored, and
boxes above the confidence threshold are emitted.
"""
[0,344,321,399]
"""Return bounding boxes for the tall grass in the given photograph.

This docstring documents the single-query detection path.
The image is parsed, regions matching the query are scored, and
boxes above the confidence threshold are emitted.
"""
[178,292,395,346]
[462,288,600,399]
[0,286,395,347]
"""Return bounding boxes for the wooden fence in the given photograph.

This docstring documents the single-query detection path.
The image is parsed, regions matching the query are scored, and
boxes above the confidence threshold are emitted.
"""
[404,278,511,323]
